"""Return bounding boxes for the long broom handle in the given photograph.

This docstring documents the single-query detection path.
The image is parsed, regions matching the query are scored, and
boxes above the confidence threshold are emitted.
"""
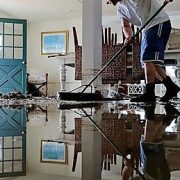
[82,1,169,93]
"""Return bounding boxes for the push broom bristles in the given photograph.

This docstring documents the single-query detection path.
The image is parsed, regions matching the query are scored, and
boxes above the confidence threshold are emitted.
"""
[58,102,102,110]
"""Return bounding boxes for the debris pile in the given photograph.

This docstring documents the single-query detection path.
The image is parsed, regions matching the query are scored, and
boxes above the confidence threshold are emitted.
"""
[0,91,58,106]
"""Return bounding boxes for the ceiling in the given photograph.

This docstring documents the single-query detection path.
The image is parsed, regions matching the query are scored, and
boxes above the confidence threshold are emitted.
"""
[0,0,179,23]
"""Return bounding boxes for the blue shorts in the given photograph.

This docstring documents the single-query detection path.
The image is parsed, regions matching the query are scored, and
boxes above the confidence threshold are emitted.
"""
[141,20,171,66]
[140,136,171,179]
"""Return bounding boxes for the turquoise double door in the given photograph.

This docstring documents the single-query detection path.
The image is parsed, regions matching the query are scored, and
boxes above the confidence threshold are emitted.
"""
[0,18,27,94]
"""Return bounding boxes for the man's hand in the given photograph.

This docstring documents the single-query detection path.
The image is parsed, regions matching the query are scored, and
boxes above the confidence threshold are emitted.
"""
[124,36,133,46]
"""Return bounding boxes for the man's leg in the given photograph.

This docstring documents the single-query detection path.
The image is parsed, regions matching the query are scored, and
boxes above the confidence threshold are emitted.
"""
[160,76,180,101]
[131,21,176,103]
[131,23,163,103]
[155,65,180,102]
[144,62,156,83]
[131,62,156,102]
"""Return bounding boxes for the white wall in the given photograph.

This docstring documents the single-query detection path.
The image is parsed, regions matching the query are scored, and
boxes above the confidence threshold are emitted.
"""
[27,19,82,95]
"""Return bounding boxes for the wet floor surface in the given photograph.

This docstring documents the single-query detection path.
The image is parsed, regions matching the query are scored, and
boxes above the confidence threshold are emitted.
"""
[0,98,180,179]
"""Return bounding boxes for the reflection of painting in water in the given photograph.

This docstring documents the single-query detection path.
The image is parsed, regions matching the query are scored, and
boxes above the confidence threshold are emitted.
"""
[43,142,65,161]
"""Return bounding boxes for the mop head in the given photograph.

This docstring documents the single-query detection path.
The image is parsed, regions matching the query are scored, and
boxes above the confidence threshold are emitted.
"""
[58,90,104,101]
[58,102,102,110]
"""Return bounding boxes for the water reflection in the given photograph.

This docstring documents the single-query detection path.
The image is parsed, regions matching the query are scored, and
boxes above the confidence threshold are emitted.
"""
[0,105,26,177]
[0,101,179,179]
[63,102,180,180]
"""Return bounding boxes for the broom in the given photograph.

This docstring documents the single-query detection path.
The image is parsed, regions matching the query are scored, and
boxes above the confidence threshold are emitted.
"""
[58,1,169,101]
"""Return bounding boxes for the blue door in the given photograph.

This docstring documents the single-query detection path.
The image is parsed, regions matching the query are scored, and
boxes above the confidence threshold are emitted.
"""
[0,18,27,94]
[0,106,26,177]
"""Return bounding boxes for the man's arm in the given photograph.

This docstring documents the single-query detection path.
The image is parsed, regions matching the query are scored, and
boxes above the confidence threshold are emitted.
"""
[121,18,133,45]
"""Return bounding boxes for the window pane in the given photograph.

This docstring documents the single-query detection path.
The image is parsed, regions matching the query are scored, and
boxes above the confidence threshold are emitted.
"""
[14,136,22,148]
[0,162,2,173]
[4,35,13,47]
[4,23,13,34]
[14,149,22,160]
[4,47,13,59]
[0,23,3,34]
[14,24,23,35]
[4,137,12,148]
[14,36,23,47]
[0,49,3,59]
[14,161,22,172]
[4,149,12,160]
[4,161,12,172]
[14,48,23,59]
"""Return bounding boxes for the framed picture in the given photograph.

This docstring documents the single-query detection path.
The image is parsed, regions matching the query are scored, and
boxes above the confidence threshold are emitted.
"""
[40,140,68,164]
[41,31,69,55]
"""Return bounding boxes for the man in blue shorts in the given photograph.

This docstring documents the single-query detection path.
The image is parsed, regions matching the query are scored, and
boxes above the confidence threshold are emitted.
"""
[106,0,180,102]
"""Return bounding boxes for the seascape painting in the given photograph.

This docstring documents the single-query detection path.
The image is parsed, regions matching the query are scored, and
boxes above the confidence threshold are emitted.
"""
[41,140,68,164]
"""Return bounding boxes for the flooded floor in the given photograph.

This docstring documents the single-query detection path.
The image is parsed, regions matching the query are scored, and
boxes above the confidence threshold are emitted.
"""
[0,97,180,180]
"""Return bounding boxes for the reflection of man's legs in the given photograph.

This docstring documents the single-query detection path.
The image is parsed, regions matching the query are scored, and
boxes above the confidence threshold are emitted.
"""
[143,105,165,142]
[143,118,166,143]
[140,112,171,179]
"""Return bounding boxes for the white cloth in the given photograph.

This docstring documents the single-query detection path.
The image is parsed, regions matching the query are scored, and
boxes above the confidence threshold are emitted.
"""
[116,0,170,32]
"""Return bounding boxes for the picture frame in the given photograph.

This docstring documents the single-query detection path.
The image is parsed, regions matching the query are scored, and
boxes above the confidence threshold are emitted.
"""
[40,140,68,164]
[41,31,69,55]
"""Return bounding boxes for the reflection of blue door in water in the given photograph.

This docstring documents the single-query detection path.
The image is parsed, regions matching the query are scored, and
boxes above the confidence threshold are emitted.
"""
[0,106,26,177]
[0,18,27,94]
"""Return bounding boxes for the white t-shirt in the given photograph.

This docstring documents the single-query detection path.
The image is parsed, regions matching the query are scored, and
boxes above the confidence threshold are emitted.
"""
[117,0,170,31]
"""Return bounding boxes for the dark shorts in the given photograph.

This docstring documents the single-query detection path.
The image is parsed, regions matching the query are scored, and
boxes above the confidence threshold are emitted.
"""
[141,20,171,66]
[140,136,171,179]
